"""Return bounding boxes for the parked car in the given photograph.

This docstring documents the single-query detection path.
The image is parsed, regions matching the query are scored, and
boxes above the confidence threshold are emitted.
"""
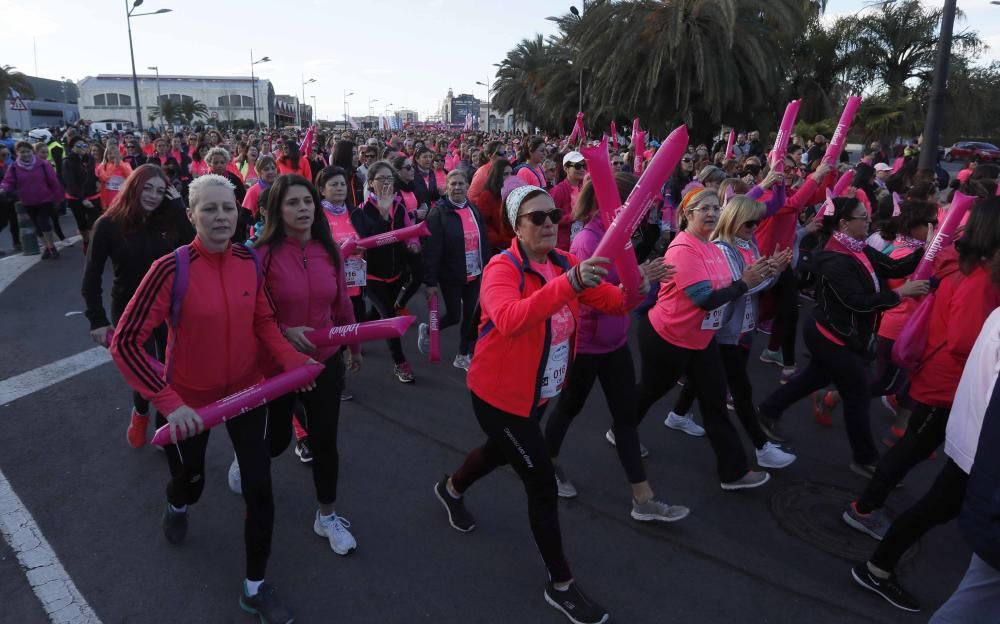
[946,141,1000,162]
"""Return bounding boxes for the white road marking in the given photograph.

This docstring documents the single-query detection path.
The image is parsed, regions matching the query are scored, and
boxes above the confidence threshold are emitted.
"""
[0,347,112,407]
[0,235,104,622]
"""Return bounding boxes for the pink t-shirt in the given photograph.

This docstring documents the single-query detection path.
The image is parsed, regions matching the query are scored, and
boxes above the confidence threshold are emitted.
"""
[535,260,575,399]
[649,230,732,350]
[325,207,364,297]
[456,206,482,282]
[878,245,918,341]
[517,164,546,188]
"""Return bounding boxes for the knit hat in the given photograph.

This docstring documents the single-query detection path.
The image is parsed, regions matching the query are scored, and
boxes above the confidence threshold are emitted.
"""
[502,176,546,227]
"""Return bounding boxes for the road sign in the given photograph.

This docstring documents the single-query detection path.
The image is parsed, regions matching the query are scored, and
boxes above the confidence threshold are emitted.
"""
[9,97,27,111]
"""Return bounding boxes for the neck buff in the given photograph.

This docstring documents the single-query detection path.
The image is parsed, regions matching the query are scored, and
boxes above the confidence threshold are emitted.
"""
[832,230,866,253]
[322,199,347,216]
[894,234,925,249]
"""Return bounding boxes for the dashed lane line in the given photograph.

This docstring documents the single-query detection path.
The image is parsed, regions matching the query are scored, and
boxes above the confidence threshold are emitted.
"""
[0,347,112,407]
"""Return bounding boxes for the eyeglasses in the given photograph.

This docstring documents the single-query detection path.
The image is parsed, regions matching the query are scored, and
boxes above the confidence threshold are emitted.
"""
[567,162,586,170]
[690,205,721,214]
[518,208,563,226]
[75,143,88,150]
[742,220,760,228]
[844,215,870,222]
[373,175,394,183]
[681,158,693,163]
[400,164,413,171]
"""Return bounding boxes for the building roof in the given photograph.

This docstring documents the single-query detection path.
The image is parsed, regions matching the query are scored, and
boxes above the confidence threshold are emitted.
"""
[83,74,269,84]
[20,75,79,103]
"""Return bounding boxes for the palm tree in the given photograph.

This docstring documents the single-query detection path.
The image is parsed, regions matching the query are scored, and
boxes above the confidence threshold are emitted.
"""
[178,99,209,126]
[493,35,578,132]
[0,65,34,126]
[150,99,179,127]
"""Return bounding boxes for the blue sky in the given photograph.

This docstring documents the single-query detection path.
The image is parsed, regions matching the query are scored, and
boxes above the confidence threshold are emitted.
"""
[2,0,995,121]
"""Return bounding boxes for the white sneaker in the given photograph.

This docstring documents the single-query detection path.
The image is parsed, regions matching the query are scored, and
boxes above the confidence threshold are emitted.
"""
[664,412,706,437]
[417,322,430,354]
[453,354,471,371]
[314,511,357,555]
[227,456,241,495]
[553,464,578,498]
[756,441,797,469]
[631,498,690,523]
[604,429,649,458]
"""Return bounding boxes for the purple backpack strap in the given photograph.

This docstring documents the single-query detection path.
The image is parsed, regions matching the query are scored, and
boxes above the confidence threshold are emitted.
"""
[170,244,191,329]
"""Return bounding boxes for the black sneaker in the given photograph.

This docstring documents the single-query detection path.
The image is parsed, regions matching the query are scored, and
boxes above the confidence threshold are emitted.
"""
[851,563,921,612]
[433,477,476,533]
[239,581,294,624]
[162,504,188,545]
[544,581,609,624]
[757,413,789,443]
[294,439,313,464]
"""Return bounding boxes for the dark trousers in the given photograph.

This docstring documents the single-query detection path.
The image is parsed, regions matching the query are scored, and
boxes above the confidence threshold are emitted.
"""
[0,198,19,246]
[858,401,951,513]
[112,301,167,415]
[396,252,424,308]
[24,203,56,234]
[870,459,968,572]
[67,197,102,232]
[759,322,879,465]
[451,392,572,583]
[674,343,768,449]
[439,278,481,356]
[157,406,273,580]
[869,336,908,399]
[545,345,646,484]
[365,279,406,364]
[635,316,749,483]
[767,267,799,366]
[267,354,346,505]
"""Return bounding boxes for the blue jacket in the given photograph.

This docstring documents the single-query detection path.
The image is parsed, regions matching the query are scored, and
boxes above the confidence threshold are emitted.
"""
[960,376,1000,571]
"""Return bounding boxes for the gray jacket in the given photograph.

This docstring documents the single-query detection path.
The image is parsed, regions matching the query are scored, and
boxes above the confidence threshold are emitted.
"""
[715,239,778,345]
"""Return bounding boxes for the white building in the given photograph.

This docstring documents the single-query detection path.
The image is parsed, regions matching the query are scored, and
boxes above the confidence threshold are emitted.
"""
[395,109,419,124]
[77,74,276,130]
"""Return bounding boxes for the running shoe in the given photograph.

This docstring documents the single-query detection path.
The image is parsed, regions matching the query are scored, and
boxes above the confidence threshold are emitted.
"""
[759,348,783,366]
[417,322,430,354]
[314,511,357,555]
[161,504,188,545]
[842,502,891,540]
[604,429,649,458]
[757,413,789,443]
[394,362,415,384]
[882,425,905,448]
[880,395,899,417]
[553,464,578,498]
[394,304,411,317]
[630,499,690,523]
[126,408,149,449]
[779,367,796,384]
[433,477,476,533]
[811,391,836,427]
[664,412,706,437]
[755,442,796,468]
[757,319,773,335]
[850,564,920,612]
[849,461,877,480]
[340,389,353,401]
[721,470,771,491]
[227,456,242,494]
[453,354,471,371]
[41,248,52,260]
[240,581,295,624]
[726,393,735,412]
[294,438,313,463]
[544,582,609,624]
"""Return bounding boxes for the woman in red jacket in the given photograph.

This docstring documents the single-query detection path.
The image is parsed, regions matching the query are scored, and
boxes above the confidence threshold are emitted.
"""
[110,173,314,623]
[277,139,312,181]
[548,151,586,250]
[433,183,646,624]
[254,174,362,556]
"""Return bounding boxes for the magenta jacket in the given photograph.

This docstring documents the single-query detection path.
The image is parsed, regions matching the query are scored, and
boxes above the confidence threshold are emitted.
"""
[0,156,63,206]
[256,239,359,364]
[570,215,629,355]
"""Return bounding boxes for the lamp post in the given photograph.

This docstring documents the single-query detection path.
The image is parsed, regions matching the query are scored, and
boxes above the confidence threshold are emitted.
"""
[249,51,270,129]
[917,0,957,172]
[343,90,354,128]
[311,95,318,124]
[146,66,162,131]
[301,76,316,127]
[476,78,492,133]
[125,0,171,132]
[569,4,584,112]
[369,97,379,119]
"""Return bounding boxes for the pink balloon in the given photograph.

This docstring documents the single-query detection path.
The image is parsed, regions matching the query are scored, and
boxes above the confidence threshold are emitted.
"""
[428,293,441,363]
[822,96,862,167]
[353,220,431,250]
[725,129,736,161]
[303,316,415,349]
[912,191,975,281]
[151,363,325,446]
[771,100,801,174]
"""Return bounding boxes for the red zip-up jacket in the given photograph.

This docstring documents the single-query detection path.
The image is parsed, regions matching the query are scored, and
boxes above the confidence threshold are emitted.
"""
[755,173,830,254]
[111,237,308,417]
[467,241,637,417]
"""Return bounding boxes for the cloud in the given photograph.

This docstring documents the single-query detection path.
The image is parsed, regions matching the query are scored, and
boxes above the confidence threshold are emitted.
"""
[0,0,61,37]
[304,57,339,70]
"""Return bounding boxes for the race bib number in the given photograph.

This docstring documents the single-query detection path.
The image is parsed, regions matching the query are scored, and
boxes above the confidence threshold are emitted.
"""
[465,250,482,279]
[540,341,570,399]
[106,176,125,192]
[701,305,726,331]
[345,257,367,288]
[740,295,755,333]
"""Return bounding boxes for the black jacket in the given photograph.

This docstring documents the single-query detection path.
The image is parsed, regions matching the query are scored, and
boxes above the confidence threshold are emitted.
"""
[63,153,99,198]
[413,167,439,208]
[811,244,922,353]
[960,374,1000,571]
[352,195,412,280]
[421,198,489,287]
[81,196,194,329]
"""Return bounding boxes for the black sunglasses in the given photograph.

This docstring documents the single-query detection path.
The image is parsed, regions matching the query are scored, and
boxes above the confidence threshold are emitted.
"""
[567,162,586,170]
[518,208,563,226]
[612,161,624,166]
[400,164,413,171]
[743,220,760,228]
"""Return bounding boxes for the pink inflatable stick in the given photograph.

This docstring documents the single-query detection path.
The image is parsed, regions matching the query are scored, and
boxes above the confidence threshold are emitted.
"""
[151,363,325,446]
[353,221,431,250]
[303,316,415,349]
[610,121,618,151]
[340,238,359,257]
[725,130,736,161]
[822,96,861,167]
[771,100,801,174]
[832,169,855,197]
[428,293,441,363]
[634,131,647,175]
[912,191,975,281]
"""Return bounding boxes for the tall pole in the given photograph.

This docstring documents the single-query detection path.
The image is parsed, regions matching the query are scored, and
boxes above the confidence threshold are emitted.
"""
[126,0,143,131]
[250,49,258,129]
[148,66,162,131]
[918,0,957,172]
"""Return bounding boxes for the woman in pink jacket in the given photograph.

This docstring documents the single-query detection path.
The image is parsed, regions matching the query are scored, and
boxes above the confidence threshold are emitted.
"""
[0,141,63,258]
[253,174,362,556]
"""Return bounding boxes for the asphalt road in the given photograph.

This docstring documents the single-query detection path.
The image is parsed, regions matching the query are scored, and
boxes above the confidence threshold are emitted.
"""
[0,213,971,624]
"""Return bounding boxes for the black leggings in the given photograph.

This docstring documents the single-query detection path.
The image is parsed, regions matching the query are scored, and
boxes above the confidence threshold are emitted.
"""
[396,252,424,308]
[0,198,19,246]
[157,406,272,581]
[267,353,346,505]
[673,343,768,449]
[451,392,572,583]
[767,267,799,366]
[365,278,406,365]
[635,316,749,483]
[439,278,481,356]
[545,345,646,484]
[759,322,879,465]
[24,203,56,234]
[858,401,950,513]
[67,197,102,232]
[870,459,967,573]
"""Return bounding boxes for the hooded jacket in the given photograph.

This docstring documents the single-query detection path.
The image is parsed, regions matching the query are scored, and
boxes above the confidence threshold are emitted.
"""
[421,197,489,287]
[0,156,63,206]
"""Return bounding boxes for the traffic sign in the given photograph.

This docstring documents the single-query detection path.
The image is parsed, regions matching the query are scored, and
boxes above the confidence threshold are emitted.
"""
[9,97,27,111]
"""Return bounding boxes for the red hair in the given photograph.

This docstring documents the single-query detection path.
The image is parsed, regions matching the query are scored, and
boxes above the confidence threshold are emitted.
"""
[103,164,169,231]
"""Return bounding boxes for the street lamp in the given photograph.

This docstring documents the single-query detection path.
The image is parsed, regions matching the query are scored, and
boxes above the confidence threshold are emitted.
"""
[301,77,316,127]
[918,0,957,172]
[569,4,584,112]
[369,97,379,118]
[147,66,162,131]
[311,95,318,124]
[250,51,270,129]
[476,78,492,133]
[125,0,171,132]
[343,90,354,128]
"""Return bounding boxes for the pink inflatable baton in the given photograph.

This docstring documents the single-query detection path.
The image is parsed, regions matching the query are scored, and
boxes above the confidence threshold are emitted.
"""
[339,238,359,257]
[610,121,618,151]
[428,293,441,363]
[912,191,975,281]
[770,99,800,174]
[725,130,735,161]
[151,362,324,446]
[634,131,647,175]
[822,96,861,167]
[566,112,585,146]
[353,221,430,250]
[303,316,415,349]
[832,169,855,197]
